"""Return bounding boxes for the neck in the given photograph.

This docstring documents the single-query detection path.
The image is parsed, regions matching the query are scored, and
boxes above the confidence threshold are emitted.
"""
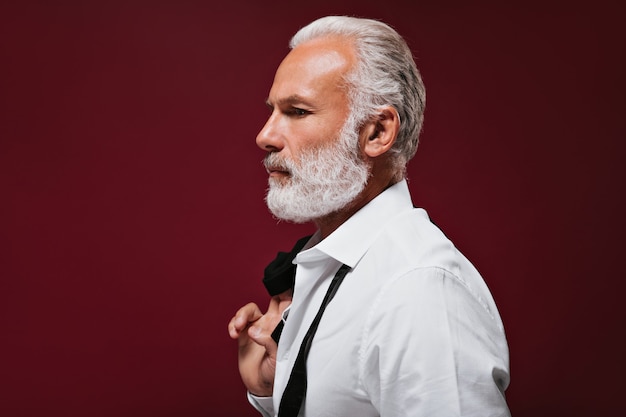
[314,174,400,239]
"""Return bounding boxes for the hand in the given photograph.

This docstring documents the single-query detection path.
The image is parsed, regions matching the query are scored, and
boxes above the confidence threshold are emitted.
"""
[228,290,293,397]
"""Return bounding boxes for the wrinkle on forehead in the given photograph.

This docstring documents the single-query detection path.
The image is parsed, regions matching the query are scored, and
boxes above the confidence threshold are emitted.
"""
[269,37,356,107]
[284,40,353,74]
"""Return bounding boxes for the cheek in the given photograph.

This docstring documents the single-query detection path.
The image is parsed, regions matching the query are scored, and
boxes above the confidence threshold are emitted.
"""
[304,122,342,147]
[286,115,346,156]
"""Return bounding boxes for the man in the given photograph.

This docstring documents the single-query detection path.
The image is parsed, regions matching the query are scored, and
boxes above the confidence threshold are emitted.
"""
[228,16,510,417]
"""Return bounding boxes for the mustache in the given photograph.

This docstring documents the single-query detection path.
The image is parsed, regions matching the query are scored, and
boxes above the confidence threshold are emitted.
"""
[263,153,293,172]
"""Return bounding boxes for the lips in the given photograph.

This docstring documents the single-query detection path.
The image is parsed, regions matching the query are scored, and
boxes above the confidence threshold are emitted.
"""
[267,168,291,180]
[264,154,291,177]
[266,165,289,174]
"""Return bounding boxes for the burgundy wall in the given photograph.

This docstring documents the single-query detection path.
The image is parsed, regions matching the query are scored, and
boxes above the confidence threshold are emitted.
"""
[1,1,623,416]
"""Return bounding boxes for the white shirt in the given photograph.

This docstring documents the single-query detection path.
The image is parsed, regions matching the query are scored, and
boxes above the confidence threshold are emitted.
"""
[250,180,511,416]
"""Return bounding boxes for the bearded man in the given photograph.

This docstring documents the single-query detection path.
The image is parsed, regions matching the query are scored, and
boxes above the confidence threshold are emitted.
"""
[228,16,511,417]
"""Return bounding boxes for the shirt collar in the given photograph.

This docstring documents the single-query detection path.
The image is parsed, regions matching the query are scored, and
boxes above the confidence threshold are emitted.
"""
[295,179,415,268]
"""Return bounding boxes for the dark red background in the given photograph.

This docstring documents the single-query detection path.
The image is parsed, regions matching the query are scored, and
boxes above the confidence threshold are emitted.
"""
[1,1,624,416]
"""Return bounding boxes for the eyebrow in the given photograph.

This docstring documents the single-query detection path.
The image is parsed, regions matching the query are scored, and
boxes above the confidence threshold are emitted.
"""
[266,94,315,108]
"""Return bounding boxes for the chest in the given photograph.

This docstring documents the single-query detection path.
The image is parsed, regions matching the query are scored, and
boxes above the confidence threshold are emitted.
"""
[274,269,384,416]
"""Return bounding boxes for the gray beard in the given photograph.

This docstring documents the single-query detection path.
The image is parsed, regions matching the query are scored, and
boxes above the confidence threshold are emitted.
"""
[264,124,370,224]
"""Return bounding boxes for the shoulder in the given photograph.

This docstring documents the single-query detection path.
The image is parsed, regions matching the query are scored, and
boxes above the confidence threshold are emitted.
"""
[356,208,506,339]
[362,207,464,281]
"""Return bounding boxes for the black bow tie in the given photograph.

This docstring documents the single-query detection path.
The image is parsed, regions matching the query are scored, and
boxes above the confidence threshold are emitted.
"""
[262,236,352,416]
[262,235,312,296]
[277,263,350,417]
[262,235,312,343]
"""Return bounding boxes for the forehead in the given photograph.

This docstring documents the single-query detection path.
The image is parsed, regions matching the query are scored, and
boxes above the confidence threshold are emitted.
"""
[268,37,356,105]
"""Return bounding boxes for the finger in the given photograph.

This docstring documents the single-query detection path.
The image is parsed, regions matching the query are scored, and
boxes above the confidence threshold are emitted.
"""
[228,303,263,339]
[265,290,293,316]
[247,327,278,358]
[247,315,279,357]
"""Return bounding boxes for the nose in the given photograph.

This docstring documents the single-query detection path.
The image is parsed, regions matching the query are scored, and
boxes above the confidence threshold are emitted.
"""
[256,111,283,152]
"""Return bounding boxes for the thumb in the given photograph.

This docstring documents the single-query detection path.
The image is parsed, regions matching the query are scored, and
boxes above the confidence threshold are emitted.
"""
[248,317,279,357]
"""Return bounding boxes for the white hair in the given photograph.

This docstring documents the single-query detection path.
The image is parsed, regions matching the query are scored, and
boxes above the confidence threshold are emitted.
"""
[290,16,426,179]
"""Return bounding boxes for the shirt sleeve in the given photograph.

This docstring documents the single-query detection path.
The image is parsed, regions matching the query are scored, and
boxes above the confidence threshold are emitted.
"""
[247,392,275,417]
[359,267,510,417]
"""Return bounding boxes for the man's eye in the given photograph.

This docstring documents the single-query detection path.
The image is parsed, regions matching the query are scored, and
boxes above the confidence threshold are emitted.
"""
[290,107,309,116]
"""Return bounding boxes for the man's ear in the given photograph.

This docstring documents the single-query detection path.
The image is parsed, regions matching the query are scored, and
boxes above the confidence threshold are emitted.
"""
[360,107,400,158]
